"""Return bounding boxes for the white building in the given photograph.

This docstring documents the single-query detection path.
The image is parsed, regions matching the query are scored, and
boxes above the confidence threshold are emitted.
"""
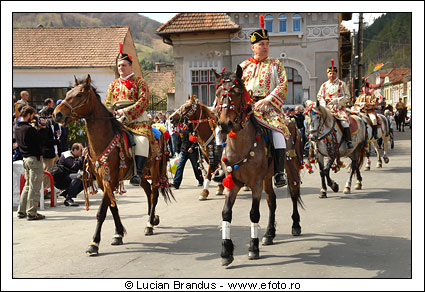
[157,13,352,109]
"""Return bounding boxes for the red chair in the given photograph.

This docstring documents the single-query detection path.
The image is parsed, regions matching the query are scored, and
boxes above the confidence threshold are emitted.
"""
[20,171,56,208]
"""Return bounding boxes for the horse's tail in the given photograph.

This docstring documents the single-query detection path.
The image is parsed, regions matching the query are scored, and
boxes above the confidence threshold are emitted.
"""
[158,135,175,204]
[357,121,369,169]
[286,123,304,209]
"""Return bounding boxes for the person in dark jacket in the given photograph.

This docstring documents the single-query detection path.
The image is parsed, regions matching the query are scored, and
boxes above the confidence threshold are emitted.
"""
[294,105,307,156]
[39,108,60,196]
[15,105,45,220]
[53,143,86,206]
[172,123,204,189]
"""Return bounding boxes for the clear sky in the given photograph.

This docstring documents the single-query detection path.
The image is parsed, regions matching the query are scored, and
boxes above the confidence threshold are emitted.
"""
[139,13,178,24]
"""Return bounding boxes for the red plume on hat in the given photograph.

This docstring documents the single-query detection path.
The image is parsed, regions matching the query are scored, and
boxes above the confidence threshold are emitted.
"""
[259,15,265,33]
[331,59,334,68]
[119,42,123,54]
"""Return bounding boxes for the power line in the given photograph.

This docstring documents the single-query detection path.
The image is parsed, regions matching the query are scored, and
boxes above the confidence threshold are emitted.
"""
[364,38,411,46]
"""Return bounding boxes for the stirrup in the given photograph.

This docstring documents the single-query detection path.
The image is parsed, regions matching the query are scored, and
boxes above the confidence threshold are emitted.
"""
[274,172,287,187]
[130,175,141,186]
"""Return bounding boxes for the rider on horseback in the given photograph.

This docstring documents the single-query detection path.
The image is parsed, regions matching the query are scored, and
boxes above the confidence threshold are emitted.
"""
[104,43,150,186]
[317,59,353,148]
[237,26,291,187]
[355,82,379,139]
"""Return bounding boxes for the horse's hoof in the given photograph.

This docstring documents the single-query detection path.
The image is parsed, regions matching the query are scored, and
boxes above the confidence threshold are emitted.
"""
[216,185,224,196]
[221,256,234,266]
[153,215,160,226]
[292,227,301,236]
[343,187,351,194]
[354,182,362,190]
[248,251,260,260]
[331,182,339,193]
[377,163,382,168]
[364,166,370,171]
[384,157,389,164]
[111,237,123,245]
[318,193,327,199]
[199,195,208,201]
[144,227,154,236]
[261,236,274,246]
[86,245,99,256]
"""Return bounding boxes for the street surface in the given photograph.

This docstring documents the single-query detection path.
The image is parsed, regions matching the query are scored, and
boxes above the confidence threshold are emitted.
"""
[9,129,416,287]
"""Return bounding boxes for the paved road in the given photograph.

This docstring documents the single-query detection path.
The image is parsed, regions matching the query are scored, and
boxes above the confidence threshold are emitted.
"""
[9,129,416,286]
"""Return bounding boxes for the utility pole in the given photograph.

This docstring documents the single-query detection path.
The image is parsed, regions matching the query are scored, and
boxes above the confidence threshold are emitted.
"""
[357,13,364,95]
[351,29,356,99]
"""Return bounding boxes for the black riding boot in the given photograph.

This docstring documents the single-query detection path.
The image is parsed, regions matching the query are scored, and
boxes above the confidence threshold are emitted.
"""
[343,127,354,149]
[130,156,147,186]
[273,149,287,187]
[212,145,225,183]
[372,125,378,140]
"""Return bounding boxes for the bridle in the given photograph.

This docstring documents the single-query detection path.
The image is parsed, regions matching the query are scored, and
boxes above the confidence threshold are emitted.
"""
[60,86,92,117]
[308,108,336,141]
[216,76,251,129]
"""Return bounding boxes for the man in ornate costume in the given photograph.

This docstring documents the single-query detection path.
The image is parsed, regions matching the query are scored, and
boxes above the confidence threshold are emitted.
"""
[355,82,379,139]
[237,22,290,187]
[317,59,353,148]
[104,43,150,186]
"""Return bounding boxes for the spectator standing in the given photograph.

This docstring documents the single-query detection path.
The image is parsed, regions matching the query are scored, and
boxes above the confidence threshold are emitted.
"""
[294,105,307,155]
[172,123,204,189]
[15,105,45,220]
[39,98,55,117]
[14,90,30,121]
[53,143,86,207]
[165,113,177,158]
[39,108,60,197]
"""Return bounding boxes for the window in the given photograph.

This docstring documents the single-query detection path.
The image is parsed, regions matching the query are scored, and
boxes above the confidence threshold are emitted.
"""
[265,14,273,33]
[284,67,303,105]
[278,14,287,33]
[191,70,216,106]
[292,13,301,32]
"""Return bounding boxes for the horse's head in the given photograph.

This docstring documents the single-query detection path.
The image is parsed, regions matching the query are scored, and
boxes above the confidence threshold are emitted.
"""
[306,100,329,142]
[214,65,249,134]
[169,94,199,125]
[54,74,96,125]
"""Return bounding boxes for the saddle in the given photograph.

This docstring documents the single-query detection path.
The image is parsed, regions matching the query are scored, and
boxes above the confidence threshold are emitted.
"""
[334,116,361,136]
[361,113,382,128]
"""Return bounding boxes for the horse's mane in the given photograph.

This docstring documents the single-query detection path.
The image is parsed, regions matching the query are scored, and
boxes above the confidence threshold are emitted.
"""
[317,104,335,128]
[197,100,215,119]
[77,77,124,134]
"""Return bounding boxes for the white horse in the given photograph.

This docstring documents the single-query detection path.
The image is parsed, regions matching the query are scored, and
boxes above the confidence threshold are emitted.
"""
[306,101,368,197]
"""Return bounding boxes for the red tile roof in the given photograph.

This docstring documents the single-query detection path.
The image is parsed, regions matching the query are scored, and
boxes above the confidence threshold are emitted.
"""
[339,24,350,33]
[13,26,130,68]
[145,70,174,101]
[156,13,239,35]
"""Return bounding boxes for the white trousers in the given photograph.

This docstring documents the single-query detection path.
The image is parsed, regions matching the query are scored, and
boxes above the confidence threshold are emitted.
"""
[272,131,286,149]
[134,135,149,157]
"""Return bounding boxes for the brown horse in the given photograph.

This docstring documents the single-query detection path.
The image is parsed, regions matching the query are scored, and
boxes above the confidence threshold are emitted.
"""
[395,107,407,132]
[214,66,304,266]
[169,95,224,200]
[53,75,173,256]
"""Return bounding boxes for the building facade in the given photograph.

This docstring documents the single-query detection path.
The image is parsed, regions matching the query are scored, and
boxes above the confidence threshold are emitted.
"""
[13,26,142,111]
[157,13,351,109]
[374,68,411,108]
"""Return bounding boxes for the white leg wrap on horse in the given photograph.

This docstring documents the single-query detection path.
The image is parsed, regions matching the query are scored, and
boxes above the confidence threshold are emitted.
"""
[215,127,223,145]
[146,221,153,228]
[203,179,210,190]
[222,221,231,239]
[272,131,286,149]
[251,222,259,239]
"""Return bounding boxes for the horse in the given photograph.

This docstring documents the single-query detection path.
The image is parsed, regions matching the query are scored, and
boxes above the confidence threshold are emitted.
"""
[53,75,173,256]
[214,66,304,266]
[361,113,391,170]
[169,95,225,200]
[306,101,368,197]
[395,107,407,132]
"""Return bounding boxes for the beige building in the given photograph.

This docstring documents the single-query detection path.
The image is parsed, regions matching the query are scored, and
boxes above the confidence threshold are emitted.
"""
[13,26,141,110]
[373,68,411,108]
[157,13,352,109]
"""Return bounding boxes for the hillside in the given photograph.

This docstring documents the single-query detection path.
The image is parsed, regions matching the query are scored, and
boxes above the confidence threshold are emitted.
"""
[12,13,173,70]
[363,13,411,74]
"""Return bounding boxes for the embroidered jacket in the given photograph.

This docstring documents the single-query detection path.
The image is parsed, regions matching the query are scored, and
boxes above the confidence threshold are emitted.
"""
[239,57,290,138]
[355,92,378,113]
[317,78,351,121]
[104,74,151,137]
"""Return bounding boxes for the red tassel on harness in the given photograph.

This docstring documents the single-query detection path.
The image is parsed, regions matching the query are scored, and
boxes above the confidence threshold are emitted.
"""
[221,67,226,73]
[189,135,197,142]
[260,15,265,29]
[119,42,123,54]
[228,130,237,138]
[163,130,170,141]
[223,173,235,189]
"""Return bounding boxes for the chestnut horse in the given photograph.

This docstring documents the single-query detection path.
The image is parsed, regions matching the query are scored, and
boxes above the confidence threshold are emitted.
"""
[169,95,224,200]
[214,66,304,266]
[53,75,173,256]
